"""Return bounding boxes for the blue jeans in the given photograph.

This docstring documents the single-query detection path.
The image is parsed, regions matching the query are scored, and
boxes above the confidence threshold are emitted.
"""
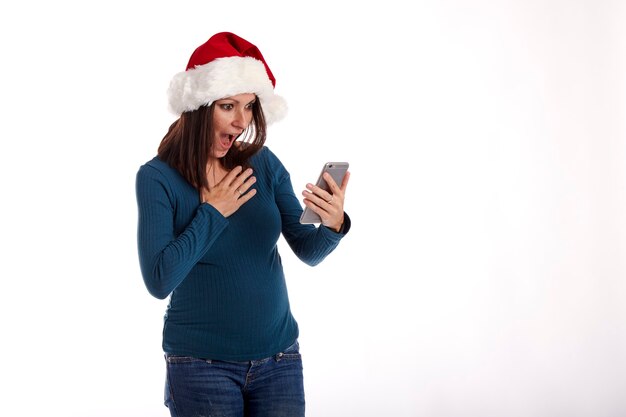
[164,340,305,417]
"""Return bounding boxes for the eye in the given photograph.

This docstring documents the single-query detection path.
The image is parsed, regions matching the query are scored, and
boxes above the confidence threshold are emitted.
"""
[219,103,234,111]
[245,101,256,110]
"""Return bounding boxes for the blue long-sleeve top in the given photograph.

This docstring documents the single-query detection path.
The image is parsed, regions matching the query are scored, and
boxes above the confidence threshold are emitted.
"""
[136,146,350,361]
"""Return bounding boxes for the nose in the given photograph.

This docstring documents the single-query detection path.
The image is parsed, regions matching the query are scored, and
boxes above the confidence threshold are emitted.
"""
[232,108,249,130]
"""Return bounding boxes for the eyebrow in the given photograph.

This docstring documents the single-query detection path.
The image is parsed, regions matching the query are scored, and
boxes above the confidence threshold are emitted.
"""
[218,97,256,105]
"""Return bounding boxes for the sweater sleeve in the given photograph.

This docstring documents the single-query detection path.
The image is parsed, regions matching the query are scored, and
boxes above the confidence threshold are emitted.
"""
[264,149,350,266]
[135,164,228,299]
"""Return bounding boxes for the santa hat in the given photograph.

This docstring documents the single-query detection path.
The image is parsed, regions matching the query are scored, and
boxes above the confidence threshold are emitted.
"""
[167,32,287,124]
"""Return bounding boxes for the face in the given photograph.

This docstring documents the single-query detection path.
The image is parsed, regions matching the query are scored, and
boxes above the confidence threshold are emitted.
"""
[211,93,256,159]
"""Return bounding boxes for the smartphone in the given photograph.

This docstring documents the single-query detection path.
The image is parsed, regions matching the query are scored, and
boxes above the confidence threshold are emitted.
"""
[299,162,349,224]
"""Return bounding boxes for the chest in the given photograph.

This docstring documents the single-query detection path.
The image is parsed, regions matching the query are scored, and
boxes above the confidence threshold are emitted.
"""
[172,167,282,249]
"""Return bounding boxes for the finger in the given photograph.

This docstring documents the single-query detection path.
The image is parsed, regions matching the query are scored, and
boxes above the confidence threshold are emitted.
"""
[305,182,334,203]
[221,166,244,185]
[303,198,338,226]
[229,169,255,194]
[339,171,350,192]
[323,172,341,194]
[322,171,349,198]
[235,175,257,196]
[302,197,328,218]
[236,168,254,188]
[303,189,334,207]
[236,187,257,203]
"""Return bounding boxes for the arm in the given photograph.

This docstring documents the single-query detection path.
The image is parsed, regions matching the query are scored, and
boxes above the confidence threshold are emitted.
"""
[268,154,350,266]
[135,165,228,299]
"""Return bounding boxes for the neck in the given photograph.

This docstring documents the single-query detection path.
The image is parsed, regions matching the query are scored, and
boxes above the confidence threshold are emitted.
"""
[206,159,227,188]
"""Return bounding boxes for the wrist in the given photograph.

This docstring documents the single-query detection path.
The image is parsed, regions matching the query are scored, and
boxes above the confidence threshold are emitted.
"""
[329,215,345,233]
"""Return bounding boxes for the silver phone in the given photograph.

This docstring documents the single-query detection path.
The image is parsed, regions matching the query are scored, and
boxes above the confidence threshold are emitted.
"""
[299,162,349,224]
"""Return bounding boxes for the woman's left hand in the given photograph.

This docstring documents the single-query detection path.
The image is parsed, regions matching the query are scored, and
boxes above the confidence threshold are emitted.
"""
[302,171,350,232]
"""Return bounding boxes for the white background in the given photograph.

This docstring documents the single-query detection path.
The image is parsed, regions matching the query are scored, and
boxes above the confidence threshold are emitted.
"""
[1,1,625,416]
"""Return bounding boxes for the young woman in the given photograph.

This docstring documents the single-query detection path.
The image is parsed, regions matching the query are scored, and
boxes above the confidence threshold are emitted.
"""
[135,32,351,417]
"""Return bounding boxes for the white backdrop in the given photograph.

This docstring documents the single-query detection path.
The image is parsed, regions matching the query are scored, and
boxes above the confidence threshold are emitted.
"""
[1,1,625,416]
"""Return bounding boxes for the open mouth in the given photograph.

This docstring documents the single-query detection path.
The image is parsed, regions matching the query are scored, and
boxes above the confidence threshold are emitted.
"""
[219,133,235,149]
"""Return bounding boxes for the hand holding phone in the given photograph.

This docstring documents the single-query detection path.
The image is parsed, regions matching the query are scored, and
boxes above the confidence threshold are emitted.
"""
[300,162,349,224]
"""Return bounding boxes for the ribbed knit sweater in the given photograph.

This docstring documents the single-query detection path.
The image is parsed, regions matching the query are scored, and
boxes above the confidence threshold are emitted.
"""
[136,146,350,361]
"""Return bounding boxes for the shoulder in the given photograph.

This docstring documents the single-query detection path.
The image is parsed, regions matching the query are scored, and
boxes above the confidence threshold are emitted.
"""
[138,156,171,175]
[136,156,185,196]
[251,146,285,170]
[251,146,290,180]
[137,156,182,182]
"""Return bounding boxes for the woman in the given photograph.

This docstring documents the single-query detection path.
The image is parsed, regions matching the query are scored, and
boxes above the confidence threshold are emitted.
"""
[135,32,351,417]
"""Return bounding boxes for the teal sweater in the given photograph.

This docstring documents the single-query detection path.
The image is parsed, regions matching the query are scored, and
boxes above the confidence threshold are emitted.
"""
[136,147,350,361]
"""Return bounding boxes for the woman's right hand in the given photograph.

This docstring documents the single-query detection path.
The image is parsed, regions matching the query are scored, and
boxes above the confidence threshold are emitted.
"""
[200,166,257,217]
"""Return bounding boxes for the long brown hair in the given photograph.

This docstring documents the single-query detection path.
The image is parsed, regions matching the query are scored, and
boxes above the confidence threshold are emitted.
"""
[158,99,267,190]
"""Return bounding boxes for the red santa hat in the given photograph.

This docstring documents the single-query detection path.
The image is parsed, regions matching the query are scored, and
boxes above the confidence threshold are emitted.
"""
[167,32,287,124]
